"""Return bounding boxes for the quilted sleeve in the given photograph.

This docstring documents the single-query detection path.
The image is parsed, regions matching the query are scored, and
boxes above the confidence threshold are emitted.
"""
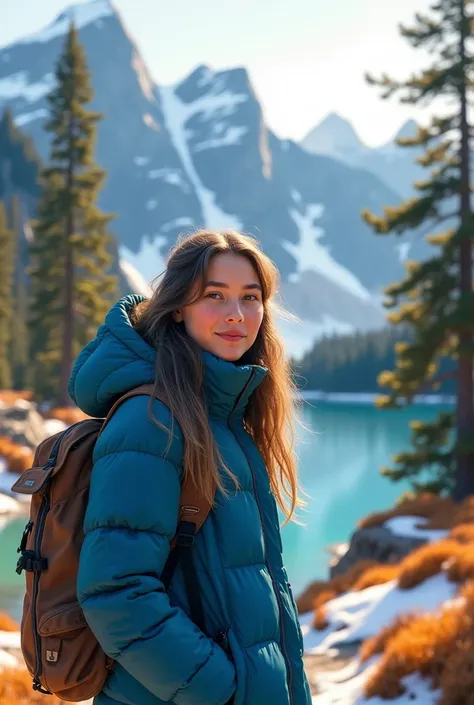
[77,396,236,705]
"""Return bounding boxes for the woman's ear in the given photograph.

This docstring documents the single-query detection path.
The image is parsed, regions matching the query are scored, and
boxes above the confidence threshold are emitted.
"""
[173,309,183,323]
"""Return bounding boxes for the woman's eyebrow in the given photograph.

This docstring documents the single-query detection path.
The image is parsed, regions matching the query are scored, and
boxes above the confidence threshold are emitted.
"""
[205,280,262,291]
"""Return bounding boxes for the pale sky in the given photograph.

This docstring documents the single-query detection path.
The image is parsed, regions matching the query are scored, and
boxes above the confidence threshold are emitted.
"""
[1,0,433,147]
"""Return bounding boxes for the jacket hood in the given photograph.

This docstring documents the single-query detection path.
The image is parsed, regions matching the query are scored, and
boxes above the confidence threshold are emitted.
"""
[68,295,268,420]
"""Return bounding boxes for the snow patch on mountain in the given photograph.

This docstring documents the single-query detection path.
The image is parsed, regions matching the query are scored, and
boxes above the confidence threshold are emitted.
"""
[15,108,48,126]
[119,258,153,298]
[193,125,248,153]
[161,217,195,233]
[0,71,55,103]
[283,196,373,303]
[147,167,191,193]
[119,236,168,288]
[134,156,150,167]
[302,112,365,162]
[276,315,354,358]
[159,82,246,230]
[10,0,113,47]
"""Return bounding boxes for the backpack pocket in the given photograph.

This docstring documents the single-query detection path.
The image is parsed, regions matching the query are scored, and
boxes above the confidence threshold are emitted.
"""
[38,601,113,701]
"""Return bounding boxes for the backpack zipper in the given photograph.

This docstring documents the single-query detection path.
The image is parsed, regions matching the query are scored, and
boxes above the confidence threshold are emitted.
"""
[227,369,295,705]
[29,421,85,692]
[31,488,51,692]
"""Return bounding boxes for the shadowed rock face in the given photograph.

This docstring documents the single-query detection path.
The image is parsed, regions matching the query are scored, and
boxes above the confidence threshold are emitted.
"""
[0,0,412,345]
[329,524,427,578]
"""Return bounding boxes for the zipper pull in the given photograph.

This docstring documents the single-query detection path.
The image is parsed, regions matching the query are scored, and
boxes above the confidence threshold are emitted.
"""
[17,520,34,554]
[216,628,231,655]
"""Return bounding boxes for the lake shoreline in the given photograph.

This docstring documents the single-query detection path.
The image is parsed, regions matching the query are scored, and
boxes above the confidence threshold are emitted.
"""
[299,390,455,405]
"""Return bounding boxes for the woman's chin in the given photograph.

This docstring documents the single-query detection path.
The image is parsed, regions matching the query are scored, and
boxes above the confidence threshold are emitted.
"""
[205,341,247,362]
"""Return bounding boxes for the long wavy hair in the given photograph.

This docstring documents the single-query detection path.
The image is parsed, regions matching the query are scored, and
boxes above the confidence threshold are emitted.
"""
[131,229,304,523]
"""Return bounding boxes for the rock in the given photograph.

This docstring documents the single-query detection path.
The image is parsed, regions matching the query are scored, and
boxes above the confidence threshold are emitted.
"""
[303,643,359,696]
[330,525,427,578]
[0,399,51,450]
[0,492,23,516]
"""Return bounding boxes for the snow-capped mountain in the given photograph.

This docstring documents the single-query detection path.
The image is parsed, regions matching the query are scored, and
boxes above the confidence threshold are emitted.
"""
[0,0,413,355]
[302,113,425,200]
[300,112,366,163]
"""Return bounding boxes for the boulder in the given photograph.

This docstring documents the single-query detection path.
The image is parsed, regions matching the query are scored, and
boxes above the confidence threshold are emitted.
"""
[330,524,427,578]
[0,399,50,450]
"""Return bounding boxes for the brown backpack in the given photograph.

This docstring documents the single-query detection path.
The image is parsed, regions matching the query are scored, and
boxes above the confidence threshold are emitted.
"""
[10,385,215,702]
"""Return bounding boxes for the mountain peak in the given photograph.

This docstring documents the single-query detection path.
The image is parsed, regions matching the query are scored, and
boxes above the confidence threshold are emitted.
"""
[12,0,115,47]
[395,118,418,140]
[175,63,253,105]
[301,112,364,158]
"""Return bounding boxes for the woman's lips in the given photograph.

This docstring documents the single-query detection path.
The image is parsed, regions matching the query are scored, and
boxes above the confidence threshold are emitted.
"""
[216,333,245,342]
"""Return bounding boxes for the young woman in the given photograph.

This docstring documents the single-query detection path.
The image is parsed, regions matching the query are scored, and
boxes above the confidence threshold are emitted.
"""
[69,230,311,705]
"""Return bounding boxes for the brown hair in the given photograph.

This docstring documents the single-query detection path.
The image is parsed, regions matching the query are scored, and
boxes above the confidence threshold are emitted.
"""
[131,229,304,523]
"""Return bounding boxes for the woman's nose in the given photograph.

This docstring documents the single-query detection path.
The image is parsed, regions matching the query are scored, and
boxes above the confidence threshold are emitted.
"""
[224,301,244,322]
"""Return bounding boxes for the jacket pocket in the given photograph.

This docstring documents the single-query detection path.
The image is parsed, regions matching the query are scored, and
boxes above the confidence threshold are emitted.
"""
[38,601,113,700]
[217,627,247,705]
[285,578,305,653]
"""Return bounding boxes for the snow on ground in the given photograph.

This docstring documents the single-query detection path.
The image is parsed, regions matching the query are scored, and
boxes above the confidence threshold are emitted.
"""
[0,493,21,516]
[43,418,68,436]
[312,668,440,705]
[384,516,448,543]
[302,572,457,704]
[302,573,456,654]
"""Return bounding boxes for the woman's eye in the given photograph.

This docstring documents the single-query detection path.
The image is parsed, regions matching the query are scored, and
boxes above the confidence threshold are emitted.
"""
[244,294,259,301]
[205,292,222,299]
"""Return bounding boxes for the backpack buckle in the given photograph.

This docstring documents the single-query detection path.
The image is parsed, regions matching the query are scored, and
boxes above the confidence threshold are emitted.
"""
[175,520,196,547]
[16,551,48,575]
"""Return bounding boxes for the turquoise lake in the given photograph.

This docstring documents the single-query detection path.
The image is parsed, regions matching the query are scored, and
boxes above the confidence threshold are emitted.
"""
[0,401,448,621]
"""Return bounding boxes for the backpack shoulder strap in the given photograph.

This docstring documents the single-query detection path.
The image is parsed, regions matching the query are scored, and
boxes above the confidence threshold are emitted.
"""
[100,385,215,535]
[100,384,156,434]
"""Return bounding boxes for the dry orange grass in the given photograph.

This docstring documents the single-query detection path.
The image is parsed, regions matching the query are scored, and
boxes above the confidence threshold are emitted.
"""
[363,579,474,702]
[0,437,33,474]
[0,391,33,404]
[0,668,61,704]
[359,493,474,533]
[359,493,452,530]
[445,542,474,583]
[360,613,415,663]
[296,560,382,614]
[313,606,329,631]
[0,612,19,632]
[43,407,89,425]
[364,607,463,699]
[352,564,400,592]
[397,540,465,590]
[449,523,474,544]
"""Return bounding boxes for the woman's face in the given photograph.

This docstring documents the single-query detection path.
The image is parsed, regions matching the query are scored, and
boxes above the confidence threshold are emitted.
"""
[174,252,265,362]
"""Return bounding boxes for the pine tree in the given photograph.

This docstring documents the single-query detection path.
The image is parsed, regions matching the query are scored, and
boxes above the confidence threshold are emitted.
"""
[362,0,474,498]
[0,202,15,389]
[29,22,118,405]
[8,195,31,391]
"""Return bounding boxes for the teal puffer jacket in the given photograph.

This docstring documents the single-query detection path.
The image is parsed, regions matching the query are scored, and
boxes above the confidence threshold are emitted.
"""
[69,295,311,705]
